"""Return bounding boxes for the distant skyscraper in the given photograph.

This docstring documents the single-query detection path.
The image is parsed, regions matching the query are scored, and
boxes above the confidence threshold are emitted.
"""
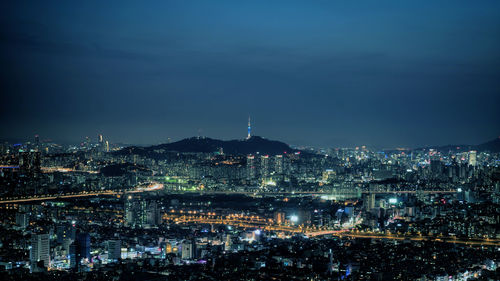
[98,134,106,152]
[246,155,256,180]
[105,140,110,152]
[30,234,50,269]
[260,155,269,180]
[469,150,477,166]
[247,116,251,139]
[274,155,283,174]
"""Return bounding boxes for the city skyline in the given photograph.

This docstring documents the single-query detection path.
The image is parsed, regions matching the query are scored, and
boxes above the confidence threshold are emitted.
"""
[1,1,500,147]
[2,125,500,151]
[1,2,500,279]
[2,120,500,149]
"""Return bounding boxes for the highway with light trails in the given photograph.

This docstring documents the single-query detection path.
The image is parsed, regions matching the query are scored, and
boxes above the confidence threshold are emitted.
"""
[0,183,164,204]
[0,188,457,204]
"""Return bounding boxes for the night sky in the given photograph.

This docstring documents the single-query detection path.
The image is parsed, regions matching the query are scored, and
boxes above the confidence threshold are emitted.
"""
[1,1,499,148]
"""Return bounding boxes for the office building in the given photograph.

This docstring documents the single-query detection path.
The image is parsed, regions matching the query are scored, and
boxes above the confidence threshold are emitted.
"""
[30,234,50,269]
[181,240,195,260]
[70,232,90,271]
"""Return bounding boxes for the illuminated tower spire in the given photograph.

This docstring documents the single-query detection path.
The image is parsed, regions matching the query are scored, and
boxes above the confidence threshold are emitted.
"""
[247,116,251,139]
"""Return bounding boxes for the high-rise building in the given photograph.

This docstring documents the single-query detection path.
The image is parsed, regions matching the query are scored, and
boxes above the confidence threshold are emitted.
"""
[469,150,477,166]
[98,134,104,152]
[246,155,256,180]
[30,234,50,269]
[124,197,135,227]
[16,212,29,229]
[105,141,110,152]
[260,155,269,180]
[77,233,91,260]
[181,240,195,260]
[224,234,232,251]
[107,240,121,261]
[70,232,90,271]
[125,197,150,227]
[364,194,376,211]
[146,201,161,226]
[274,155,283,174]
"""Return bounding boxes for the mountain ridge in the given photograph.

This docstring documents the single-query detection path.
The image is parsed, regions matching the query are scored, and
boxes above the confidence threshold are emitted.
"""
[116,136,296,156]
[413,137,500,153]
[115,136,500,156]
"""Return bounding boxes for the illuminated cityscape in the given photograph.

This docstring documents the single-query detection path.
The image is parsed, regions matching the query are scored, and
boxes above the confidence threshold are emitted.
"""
[1,1,500,281]
[0,127,499,280]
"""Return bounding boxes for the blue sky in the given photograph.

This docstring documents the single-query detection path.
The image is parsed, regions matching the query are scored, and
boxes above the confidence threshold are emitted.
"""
[1,1,499,147]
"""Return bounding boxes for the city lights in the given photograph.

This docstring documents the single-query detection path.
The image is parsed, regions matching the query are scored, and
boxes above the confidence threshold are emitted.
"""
[0,1,498,279]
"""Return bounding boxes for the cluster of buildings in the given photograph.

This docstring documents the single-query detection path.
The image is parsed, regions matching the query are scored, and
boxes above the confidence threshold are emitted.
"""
[0,134,499,280]
[0,191,499,280]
